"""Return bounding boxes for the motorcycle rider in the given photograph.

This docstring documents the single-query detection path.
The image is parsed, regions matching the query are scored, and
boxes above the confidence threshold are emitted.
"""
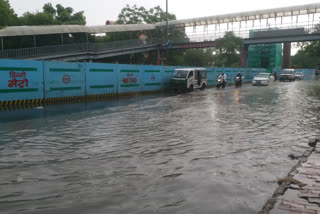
[235,72,242,85]
[273,71,277,81]
[218,72,227,82]
[217,72,227,88]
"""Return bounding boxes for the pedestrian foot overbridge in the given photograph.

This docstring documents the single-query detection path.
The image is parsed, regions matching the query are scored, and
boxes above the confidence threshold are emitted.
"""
[1,3,320,63]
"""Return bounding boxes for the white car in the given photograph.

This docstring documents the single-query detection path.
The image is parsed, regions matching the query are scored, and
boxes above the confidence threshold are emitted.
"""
[294,72,304,80]
[252,73,274,86]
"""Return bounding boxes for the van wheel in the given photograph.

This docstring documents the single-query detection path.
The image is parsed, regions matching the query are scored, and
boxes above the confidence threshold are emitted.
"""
[200,84,206,90]
[189,85,194,92]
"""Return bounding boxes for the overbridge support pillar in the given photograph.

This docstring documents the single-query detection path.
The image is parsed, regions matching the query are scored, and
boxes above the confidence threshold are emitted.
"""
[157,48,167,65]
[240,44,249,68]
[282,42,291,69]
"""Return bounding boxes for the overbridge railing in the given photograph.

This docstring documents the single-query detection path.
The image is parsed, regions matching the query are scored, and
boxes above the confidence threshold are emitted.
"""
[0,38,165,60]
[0,23,318,60]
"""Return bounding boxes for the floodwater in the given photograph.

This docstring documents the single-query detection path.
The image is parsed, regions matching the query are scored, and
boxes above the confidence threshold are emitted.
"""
[0,80,320,214]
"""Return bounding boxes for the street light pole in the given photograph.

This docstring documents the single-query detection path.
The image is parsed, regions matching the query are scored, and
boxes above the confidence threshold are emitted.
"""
[166,0,168,42]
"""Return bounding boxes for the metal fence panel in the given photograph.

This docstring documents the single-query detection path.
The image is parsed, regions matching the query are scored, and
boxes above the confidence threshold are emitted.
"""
[117,64,142,94]
[206,67,216,86]
[0,59,44,101]
[295,69,316,80]
[161,66,182,89]
[44,61,86,98]
[141,65,163,91]
[86,63,117,95]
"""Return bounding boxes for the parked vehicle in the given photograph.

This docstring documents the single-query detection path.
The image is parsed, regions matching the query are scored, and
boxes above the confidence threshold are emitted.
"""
[217,77,226,89]
[279,69,295,82]
[252,73,273,86]
[235,76,242,88]
[294,72,304,80]
[171,68,207,91]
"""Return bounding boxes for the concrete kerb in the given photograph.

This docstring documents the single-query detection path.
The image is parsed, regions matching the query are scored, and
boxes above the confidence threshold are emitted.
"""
[259,137,320,213]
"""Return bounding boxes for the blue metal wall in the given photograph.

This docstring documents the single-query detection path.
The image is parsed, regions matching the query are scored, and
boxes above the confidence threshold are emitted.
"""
[162,66,179,89]
[141,65,163,91]
[206,67,216,86]
[295,69,316,80]
[0,59,44,101]
[117,64,142,94]
[0,58,270,102]
[44,61,86,98]
[86,63,117,95]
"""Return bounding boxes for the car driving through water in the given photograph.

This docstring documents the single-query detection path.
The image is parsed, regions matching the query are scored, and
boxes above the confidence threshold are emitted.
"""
[252,73,274,86]
[279,69,295,82]
[294,72,304,80]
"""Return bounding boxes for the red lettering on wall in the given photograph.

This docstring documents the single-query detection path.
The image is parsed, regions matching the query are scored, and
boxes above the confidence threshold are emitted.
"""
[8,71,29,88]
[122,78,137,83]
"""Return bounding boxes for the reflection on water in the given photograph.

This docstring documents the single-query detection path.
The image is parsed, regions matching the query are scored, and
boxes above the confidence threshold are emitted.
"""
[0,81,320,214]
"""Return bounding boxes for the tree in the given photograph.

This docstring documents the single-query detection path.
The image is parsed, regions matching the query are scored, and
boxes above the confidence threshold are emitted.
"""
[213,31,243,67]
[111,4,189,64]
[291,22,320,68]
[19,3,86,26]
[43,3,56,16]
[1,3,87,49]
[19,12,55,25]
[182,49,215,67]
[116,4,186,41]
[117,5,176,25]
[0,0,18,28]
[291,50,320,68]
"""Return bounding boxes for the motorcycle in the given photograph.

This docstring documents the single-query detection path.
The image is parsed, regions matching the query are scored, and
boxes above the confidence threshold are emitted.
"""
[216,78,226,89]
[235,76,242,88]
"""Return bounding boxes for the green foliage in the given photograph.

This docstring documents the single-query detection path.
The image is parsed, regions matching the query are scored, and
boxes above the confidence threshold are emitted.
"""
[19,12,55,25]
[19,3,86,25]
[43,3,56,15]
[0,0,18,27]
[112,4,193,65]
[183,49,215,67]
[1,2,87,49]
[291,49,320,68]
[116,4,185,40]
[291,22,320,68]
[167,50,185,66]
[117,5,176,24]
[214,31,242,67]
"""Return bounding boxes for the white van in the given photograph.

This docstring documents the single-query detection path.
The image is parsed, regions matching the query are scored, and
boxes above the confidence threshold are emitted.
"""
[170,68,207,91]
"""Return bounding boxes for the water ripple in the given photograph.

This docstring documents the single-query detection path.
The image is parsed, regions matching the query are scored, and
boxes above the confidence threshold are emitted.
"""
[0,80,319,213]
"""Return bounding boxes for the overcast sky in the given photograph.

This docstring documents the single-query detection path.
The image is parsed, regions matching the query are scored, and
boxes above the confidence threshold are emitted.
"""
[8,0,320,26]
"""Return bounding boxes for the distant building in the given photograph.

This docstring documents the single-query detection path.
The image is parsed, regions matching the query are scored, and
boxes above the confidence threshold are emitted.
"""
[248,30,282,73]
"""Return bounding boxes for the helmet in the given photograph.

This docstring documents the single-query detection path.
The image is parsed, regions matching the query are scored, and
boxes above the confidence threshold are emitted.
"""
[238,72,241,74]
[222,72,224,75]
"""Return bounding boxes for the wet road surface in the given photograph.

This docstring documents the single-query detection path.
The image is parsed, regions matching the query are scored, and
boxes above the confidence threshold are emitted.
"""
[0,80,320,214]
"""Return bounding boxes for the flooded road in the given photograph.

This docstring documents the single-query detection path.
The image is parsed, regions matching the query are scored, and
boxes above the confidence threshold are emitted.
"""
[0,80,320,214]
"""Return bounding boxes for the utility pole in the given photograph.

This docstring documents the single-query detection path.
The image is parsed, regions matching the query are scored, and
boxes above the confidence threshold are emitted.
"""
[166,0,168,42]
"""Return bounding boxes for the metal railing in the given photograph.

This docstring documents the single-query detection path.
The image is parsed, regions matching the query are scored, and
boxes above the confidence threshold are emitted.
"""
[0,20,318,60]
[0,38,166,60]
